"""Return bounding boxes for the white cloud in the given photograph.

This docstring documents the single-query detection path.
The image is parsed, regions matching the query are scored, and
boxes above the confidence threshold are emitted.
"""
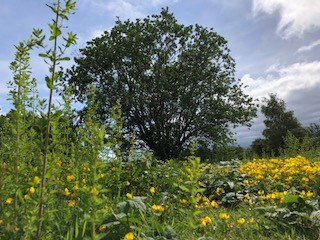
[252,0,320,39]
[296,39,320,54]
[242,61,320,100]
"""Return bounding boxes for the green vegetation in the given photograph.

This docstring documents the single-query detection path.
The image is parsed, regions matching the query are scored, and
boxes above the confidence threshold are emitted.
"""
[62,7,256,160]
[1,1,320,239]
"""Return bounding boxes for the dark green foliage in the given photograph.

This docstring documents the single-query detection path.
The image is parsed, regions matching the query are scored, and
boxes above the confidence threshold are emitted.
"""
[305,122,320,147]
[256,94,303,156]
[63,8,256,160]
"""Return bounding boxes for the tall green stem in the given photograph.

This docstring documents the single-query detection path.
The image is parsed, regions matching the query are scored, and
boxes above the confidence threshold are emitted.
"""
[36,2,60,238]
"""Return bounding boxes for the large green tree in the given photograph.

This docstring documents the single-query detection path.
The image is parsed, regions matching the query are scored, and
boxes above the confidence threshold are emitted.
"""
[260,94,303,155]
[63,8,256,160]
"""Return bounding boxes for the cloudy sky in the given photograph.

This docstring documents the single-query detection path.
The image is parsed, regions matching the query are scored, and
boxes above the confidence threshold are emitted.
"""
[1,0,320,147]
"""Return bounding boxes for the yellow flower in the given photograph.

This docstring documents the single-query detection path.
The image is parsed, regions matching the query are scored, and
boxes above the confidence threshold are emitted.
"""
[91,187,99,196]
[123,232,134,240]
[29,186,35,194]
[99,225,107,231]
[67,175,75,182]
[68,200,76,207]
[151,204,165,212]
[6,198,13,205]
[200,216,212,227]
[218,212,230,220]
[237,217,246,224]
[149,186,156,195]
[24,194,30,200]
[125,181,130,186]
[56,159,62,167]
[126,193,133,199]
[73,184,79,191]
[34,176,40,185]
[306,191,314,198]
[249,217,255,223]
[180,199,187,204]
[211,200,219,208]
[64,188,71,196]
[216,187,225,195]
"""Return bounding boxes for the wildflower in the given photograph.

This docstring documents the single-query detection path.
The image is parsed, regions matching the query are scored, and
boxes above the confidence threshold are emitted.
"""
[200,216,212,227]
[306,191,314,198]
[243,180,250,185]
[91,187,99,196]
[126,193,133,199]
[151,204,165,212]
[180,199,187,204]
[249,217,255,223]
[123,232,134,240]
[29,186,35,194]
[68,200,76,207]
[6,198,13,205]
[149,186,156,195]
[56,159,62,167]
[100,173,106,178]
[67,175,75,182]
[24,194,30,200]
[64,188,71,196]
[34,176,40,184]
[218,212,230,220]
[99,225,107,231]
[302,177,309,182]
[216,187,225,195]
[73,184,79,191]
[125,181,130,186]
[211,200,219,208]
[237,217,246,224]
[177,178,183,183]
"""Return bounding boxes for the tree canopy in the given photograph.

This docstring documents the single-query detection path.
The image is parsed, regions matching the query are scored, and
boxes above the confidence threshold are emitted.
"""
[259,93,302,155]
[63,8,257,160]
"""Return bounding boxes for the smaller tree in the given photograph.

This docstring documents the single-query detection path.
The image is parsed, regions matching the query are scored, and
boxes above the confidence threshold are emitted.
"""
[305,122,320,147]
[250,138,269,157]
[260,94,303,155]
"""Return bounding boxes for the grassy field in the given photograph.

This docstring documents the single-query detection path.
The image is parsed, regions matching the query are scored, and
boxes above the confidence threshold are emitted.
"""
[1,151,320,239]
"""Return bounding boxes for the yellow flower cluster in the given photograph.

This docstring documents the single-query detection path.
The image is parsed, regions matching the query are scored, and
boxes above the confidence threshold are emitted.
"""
[151,204,165,212]
[237,217,246,224]
[200,216,213,227]
[240,156,320,189]
[219,212,230,220]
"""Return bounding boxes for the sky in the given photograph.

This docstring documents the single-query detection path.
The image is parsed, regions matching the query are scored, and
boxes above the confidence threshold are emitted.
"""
[1,0,320,147]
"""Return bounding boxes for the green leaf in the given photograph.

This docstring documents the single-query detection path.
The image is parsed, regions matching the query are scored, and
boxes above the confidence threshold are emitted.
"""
[39,53,49,58]
[282,194,300,204]
[128,197,147,212]
[57,57,71,61]
[45,76,54,90]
